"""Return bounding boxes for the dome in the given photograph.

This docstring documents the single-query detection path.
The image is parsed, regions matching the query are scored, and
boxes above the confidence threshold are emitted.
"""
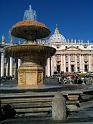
[49,25,66,43]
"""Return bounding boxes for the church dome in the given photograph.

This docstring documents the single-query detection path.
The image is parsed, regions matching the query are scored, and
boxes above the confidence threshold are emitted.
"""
[49,25,66,43]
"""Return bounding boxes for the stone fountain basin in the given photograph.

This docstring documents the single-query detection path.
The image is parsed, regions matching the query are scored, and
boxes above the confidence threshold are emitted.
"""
[11,20,51,40]
[5,44,56,59]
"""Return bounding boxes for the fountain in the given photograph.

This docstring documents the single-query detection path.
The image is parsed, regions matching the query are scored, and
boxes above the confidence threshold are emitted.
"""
[2,5,93,122]
[5,5,56,88]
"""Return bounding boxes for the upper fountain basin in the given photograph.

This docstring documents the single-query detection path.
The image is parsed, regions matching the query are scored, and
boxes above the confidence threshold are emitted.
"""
[11,20,51,40]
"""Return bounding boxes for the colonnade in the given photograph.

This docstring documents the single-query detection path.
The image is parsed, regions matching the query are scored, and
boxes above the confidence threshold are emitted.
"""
[46,54,92,77]
[0,51,21,77]
[0,51,92,77]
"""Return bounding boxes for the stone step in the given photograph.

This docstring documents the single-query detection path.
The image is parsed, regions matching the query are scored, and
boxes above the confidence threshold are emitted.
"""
[16,107,51,113]
[1,97,53,104]
[0,92,55,98]
[2,102,52,109]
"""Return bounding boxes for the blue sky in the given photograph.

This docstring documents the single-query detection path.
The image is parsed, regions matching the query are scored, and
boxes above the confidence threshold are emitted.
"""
[0,0,93,43]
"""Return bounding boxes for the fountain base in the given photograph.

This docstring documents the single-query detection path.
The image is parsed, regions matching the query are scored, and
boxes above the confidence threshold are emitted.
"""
[18,63,43,88]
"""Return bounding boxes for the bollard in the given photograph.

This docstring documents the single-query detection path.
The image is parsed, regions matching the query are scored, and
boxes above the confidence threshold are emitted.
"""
[52,92,67,121]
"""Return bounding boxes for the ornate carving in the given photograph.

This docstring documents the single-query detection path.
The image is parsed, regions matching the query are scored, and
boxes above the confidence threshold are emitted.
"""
[18,72,25,84]
[37,72,43,84]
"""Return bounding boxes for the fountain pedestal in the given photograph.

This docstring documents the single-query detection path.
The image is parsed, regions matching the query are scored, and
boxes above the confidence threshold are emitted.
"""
[18,63,43,88]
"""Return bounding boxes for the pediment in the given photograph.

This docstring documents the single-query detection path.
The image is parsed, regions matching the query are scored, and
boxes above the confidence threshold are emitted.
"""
[65,46,81,51]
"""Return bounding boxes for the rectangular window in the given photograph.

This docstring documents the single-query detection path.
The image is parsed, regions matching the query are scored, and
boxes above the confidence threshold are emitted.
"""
[70,55,75,62]
[56,55,61,62]
[57,65,60,73]
[71,65,74,72]
[77,55,80,62]
[84,65,88,72]
[66,67,68,72]
[65,55,68,62]
[77,67,80,72]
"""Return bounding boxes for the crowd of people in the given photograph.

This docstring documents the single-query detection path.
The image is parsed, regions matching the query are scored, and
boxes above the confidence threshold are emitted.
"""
[53,72,93,85]
[0,75,14,83]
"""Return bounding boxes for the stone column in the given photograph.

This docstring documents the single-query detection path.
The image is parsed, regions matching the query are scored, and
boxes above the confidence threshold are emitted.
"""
[80,55,84,72]
[51,56,56,76]
[13,62,17,79]
[68,55,71,72]
[80,55,82,72]
[54,56,57,72]
[18,59,21,69]
[51,56,54,76]
[45,58,50,77]
[50,57,52,76]
[63,55,66,72]
[45,64,47,77]
[1,52,4,77]
[61,55,64,72]
[89,55,91,72]
[75,55,77,72]
[10,57,13,77]
[82,55,84,72]
[15,59,18,79]
[6,62,8,76]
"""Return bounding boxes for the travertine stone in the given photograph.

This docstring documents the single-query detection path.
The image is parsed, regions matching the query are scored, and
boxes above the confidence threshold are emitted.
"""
[52,92,67,121]
[18,62,43,88]
[67,95,79,101]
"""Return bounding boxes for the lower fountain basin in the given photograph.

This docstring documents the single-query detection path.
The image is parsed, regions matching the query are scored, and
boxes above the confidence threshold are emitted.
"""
[5,44,56,88]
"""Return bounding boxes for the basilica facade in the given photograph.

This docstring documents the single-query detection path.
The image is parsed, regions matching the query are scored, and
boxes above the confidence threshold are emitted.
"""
[46,26,93,77]
[0,26,93,78]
